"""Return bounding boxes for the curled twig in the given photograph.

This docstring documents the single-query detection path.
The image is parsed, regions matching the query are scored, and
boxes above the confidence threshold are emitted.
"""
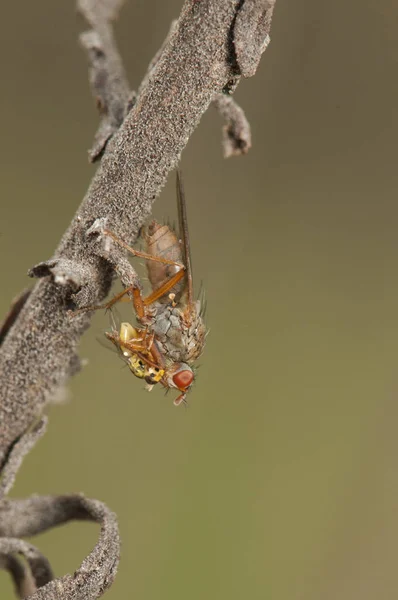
[0,552,37,599]
[0,495,120,599]
[0,538,53,598]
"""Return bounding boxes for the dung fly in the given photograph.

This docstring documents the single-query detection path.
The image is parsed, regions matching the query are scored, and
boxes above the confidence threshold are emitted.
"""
[77,171,206,406]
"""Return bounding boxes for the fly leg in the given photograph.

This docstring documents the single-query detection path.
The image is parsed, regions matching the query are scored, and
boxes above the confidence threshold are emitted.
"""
[142,269,186,308]
[71,271,186,320]
[102,229,185,271]
[71,228,186,317]
[70,285,136,317]
[126,327,156,354]
[100,228,188,311]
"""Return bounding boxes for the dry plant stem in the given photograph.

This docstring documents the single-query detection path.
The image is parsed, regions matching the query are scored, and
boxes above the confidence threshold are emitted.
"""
[0,0,276,464]
[135,18,252,157]
[0,418,47,500]
[0,552,37,599]
[0,538,54,597]
[78,0,131,161]
[0,495,120,599]
[213,94,252,157]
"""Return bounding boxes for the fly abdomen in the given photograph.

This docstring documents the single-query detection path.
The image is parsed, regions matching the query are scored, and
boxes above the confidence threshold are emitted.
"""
[143,221,185,302]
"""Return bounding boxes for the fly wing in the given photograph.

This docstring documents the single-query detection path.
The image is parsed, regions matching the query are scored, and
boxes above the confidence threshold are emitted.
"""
[176,169,194,310]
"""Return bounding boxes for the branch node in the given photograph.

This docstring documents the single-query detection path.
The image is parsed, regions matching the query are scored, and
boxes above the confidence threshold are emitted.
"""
[28,259,80,289]
[28,258,105,304]
[86,217,108,237]
[86,222,141,292]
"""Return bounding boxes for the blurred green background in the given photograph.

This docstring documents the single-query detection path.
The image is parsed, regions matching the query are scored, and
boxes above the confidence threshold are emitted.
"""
[1,1,398,598]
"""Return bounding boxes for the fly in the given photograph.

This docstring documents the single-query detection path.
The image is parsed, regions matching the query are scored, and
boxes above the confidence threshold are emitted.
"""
[75,171,206,406]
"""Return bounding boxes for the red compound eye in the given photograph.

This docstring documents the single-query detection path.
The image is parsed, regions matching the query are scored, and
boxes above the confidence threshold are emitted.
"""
[172,369,194,390]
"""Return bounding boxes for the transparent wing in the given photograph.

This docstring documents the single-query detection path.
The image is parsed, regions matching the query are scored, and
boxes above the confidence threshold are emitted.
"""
[176,169,194,310]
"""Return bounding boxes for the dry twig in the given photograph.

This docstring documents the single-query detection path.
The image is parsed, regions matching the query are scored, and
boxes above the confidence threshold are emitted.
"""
[0,495,119,599]
[78,0,131,161]
[0,0,277,597]
[0,537,53,598]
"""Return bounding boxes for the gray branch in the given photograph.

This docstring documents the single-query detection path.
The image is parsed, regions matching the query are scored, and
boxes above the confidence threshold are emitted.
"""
[233,0,274,78]
[78,0,131,161]
[0,0,277,597]
[0,495,120,599]
[213,94,252,157]
[0,538,53,598]
[0,418,47,500]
